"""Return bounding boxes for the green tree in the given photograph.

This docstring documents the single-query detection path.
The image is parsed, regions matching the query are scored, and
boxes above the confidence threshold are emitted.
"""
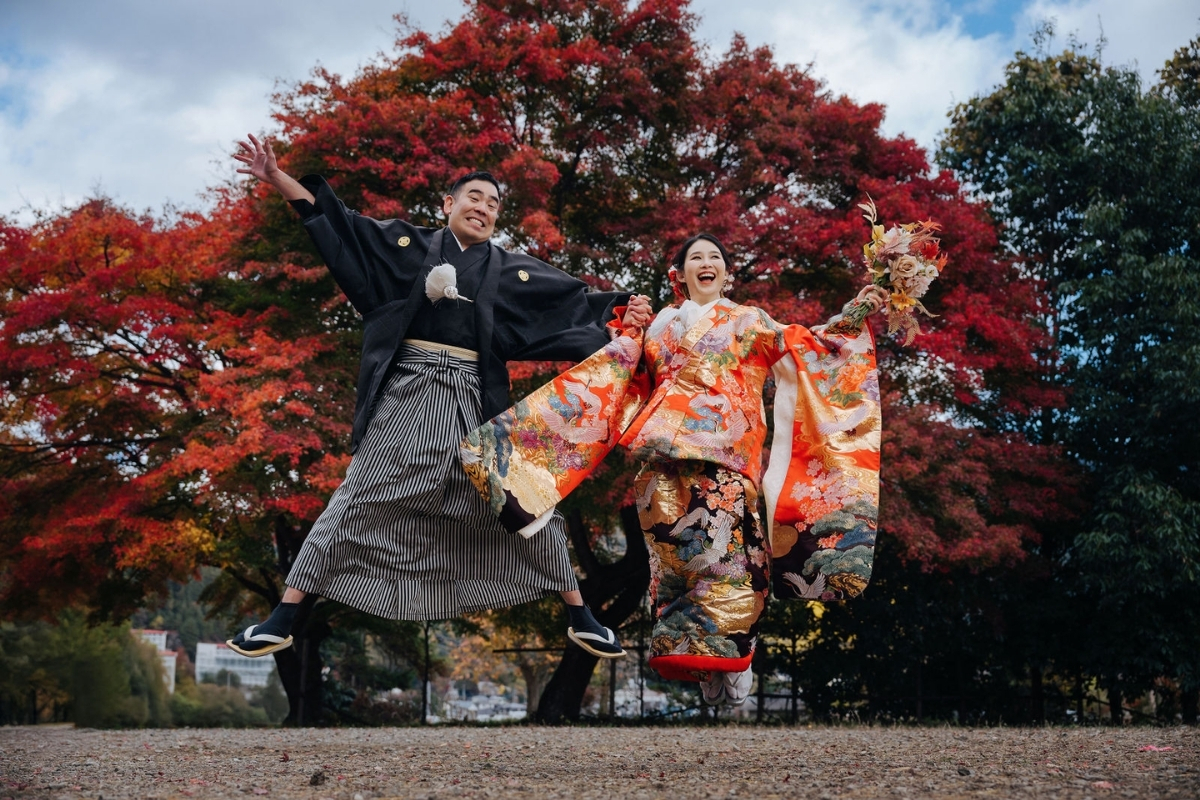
[940,29,1200,721]
[253,670,291,724]
[170,676,269,727]
[0,613,171,727]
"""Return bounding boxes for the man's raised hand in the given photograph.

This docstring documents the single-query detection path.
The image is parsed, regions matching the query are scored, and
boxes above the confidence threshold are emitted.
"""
[231,133,315,203]
[233,133,280,184]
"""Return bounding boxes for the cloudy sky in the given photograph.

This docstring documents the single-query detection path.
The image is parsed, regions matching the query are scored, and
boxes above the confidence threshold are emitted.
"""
[1,0,1195,221]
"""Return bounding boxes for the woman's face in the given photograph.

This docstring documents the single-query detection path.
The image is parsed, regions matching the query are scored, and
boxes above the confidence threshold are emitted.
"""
[681,239,727,305]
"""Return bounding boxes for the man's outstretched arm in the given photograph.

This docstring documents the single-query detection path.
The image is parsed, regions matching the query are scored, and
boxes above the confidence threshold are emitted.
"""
[233,132,315,204]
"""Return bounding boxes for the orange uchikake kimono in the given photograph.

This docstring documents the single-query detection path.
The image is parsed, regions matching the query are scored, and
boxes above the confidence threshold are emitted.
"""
[461,298,880,680]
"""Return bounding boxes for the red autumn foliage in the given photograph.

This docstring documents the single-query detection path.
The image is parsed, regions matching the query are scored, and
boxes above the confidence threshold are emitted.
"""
[0,194,355,618]
[881,400,1081,569]
[0,0,1079,622]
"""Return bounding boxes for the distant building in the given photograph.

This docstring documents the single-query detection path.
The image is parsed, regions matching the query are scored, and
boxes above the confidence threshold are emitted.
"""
[132,629,178,694]
[194,642,277,689]
[136,629,169,650]
[613,683,669,717]
[442,680,527,722]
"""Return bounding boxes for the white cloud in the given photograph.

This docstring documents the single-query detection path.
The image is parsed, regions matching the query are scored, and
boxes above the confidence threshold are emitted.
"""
[1021,0,1197,80]
[0,47,238,215]
[0,0,1195,220]
[0,0,466,220]
[692,0,1195,153]
[741,1,1011,150]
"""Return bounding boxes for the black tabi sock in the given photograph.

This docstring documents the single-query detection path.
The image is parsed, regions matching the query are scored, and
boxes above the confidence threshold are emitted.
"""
[566,603,605,635]
[258,601,299,638]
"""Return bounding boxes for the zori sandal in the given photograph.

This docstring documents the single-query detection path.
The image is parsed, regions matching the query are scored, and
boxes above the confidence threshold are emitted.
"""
[226,624,294,658]
[567,626,626,659]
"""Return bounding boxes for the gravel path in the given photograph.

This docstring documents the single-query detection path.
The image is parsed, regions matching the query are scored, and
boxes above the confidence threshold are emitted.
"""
[1,724,1196,799]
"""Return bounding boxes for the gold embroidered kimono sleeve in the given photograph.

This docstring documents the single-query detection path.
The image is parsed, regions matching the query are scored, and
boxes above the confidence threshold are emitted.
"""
[461,299,881,602]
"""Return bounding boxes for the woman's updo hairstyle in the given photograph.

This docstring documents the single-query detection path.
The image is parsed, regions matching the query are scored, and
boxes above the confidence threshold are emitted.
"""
[667,232,733,304]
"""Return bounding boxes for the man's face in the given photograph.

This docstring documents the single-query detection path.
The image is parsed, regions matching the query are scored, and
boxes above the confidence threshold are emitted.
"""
[443,180,500,247]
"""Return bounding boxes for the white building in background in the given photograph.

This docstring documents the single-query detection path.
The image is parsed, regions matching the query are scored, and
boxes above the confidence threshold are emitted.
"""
[136,629,168,650]
[132,629,177,694]
[442,681,527,722]
[613,682,669,717]
[194,642,277,689]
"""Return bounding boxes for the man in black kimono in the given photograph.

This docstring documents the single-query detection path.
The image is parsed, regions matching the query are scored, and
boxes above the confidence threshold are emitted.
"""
[227,134,651,660]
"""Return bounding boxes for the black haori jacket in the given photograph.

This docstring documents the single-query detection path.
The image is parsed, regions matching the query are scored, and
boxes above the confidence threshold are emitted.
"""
[293,175,629,454]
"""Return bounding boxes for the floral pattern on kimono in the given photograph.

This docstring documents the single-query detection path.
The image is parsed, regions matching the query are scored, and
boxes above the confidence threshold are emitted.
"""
[461,296,880,639]
[460,331,648,536]
[763,319,881,602]
[624,299,880,604]
[636,461,768,681]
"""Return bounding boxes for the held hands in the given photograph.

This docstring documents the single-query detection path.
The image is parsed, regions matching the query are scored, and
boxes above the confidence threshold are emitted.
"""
[233,133,282,185]
[622,295,654,330]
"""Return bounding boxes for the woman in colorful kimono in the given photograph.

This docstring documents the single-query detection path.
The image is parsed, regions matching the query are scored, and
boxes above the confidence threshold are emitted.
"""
[462,233,886,704]
[619,233,886,706]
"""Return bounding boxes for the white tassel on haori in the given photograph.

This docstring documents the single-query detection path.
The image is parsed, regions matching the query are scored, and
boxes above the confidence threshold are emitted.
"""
[424,263,474,304]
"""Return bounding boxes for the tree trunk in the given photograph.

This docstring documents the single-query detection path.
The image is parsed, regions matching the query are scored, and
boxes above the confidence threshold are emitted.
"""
[790,637,800,724]
[915,661,923,722]
[275,594,330,726]
[1030,665,1045,724]
[420,621,430,724]
[1109,685,1124,725]
[1181,686,1199,725]
[536,505,650,723]
[1075,672,1085,722]
[538,645,603,724]
[234,514,333,726]
[958,659,968,724]
[517,657,555,717]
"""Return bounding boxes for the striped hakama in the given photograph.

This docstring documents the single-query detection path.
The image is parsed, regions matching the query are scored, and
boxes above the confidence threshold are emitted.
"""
[287,343,579,620]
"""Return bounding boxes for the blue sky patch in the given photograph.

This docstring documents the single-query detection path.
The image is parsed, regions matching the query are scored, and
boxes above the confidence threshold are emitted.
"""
[955,0,1027,39]
[0,39,46,126]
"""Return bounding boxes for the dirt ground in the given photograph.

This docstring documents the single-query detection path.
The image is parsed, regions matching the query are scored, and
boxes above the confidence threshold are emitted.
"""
[0,724,1196,800]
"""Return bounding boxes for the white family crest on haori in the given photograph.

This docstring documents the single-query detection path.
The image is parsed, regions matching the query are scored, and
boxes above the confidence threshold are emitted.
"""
[425,263,474,303]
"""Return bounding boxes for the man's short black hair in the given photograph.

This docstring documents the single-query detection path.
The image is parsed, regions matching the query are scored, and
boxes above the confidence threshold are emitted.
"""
[447,171,502,202]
